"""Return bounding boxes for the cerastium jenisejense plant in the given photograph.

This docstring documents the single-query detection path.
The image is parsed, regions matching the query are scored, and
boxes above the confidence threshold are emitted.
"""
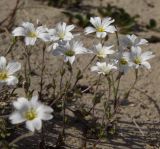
[0,16,155,148]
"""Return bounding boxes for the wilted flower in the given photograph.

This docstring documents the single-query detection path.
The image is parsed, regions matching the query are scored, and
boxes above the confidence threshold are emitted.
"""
[130,46,155,69]
[9,95,53,132]
[12,22,50,45]
[91,62,117,75]
[47,22,75,41]
[85,17,116,38]
[52,40,89,64]
[92,43,114,59]
[0,56,21,86]
[120,34,148,49]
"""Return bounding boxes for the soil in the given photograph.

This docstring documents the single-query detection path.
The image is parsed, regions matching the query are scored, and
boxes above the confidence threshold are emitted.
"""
[0,0,160,149]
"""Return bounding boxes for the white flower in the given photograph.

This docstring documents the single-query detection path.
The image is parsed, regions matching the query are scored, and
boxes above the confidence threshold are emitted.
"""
[47,22,75,41]
[47,40,67,52]
[115,51,131,73]
[130,46,155,69]
[120,34,148,48]
[92,43,114,59]
[52,40,88,64]
[84,17,116,38]
[91,62,117,75]
[12,22,50,45]
[9,95,53,132]
[0,56,21,86]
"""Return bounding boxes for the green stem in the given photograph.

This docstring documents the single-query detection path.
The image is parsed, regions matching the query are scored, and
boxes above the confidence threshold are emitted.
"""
[39,44,46,101]
[59,61,65,93]
[124,69,138,99]
[5,38,17,57]
[24,46,32,74]
[62,66,73,137]
[114,74,121,112]
[83,55,96,72]
[92,74,101,115]
[106,75,111,100]
[115,26,120,48]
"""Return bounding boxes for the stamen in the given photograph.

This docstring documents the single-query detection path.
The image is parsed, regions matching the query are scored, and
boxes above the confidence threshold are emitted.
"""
[97,50,106,58]
[28,32,37,38]
[120,58,128,65]
[59,33,65,39]
[25,108,37,120]
[0,72,8,80]
[97,27,105,32]
[65,50,75,57]
[134,57,141,64]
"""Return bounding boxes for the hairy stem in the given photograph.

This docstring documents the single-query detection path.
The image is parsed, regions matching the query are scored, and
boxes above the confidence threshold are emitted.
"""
[39,44,46,101]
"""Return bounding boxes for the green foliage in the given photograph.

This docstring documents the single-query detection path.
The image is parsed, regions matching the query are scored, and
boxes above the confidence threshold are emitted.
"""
[48,0,81,8]
[146,19,157,29]
[0,118,17,149]
[63,4,139,33]
[63,12,93,28]
[92,92,104,106]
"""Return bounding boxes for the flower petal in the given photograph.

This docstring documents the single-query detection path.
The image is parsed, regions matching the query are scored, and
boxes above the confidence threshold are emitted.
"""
[102,17,114,26]
[105,25,116,33]
[22,22,35,32]
[91,66,98,72]
[64,56,75,64]
[0,56,7,70]
[96,32,106,38]
[30,95,40,108]
[9,112,26,124]
[84,27,96,34]
[37,105,53,120]
[141,51,155,61]
[90,17,101,28]
[6,76,18,86]
[24,37,37,45]
[32,118,42,131]
[36,26,47,33]
[66,24,75,32]
[13,97,29,110]
[12,27,26,36]
[38,33,50,42]
[7,62,21,75]
[26,121,35,132]
[142,61,151,69]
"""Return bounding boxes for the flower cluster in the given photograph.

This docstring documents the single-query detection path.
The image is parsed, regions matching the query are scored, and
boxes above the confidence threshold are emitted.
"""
[6,16,155,134]
[12,17,154,71]
[116,34,154,73]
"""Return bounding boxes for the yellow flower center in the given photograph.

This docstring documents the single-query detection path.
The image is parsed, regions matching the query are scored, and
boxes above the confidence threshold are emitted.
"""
[28,32,37,38]
[97,27,105,32]
[25,109,37,120]
[59,33,65,39]
[97,50,106,58]
[0,71,8,80]
[65,50,75,57]
[134,57,141,64]
[120,58,128,65]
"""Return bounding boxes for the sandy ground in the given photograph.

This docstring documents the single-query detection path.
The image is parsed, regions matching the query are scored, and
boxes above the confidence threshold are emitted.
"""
[0,0,160,148]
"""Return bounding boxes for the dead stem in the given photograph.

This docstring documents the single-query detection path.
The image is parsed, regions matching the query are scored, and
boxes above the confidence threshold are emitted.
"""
[9,132,34,146]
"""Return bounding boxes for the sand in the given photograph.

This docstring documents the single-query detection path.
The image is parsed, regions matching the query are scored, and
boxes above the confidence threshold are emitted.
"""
[0,0,160,148]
